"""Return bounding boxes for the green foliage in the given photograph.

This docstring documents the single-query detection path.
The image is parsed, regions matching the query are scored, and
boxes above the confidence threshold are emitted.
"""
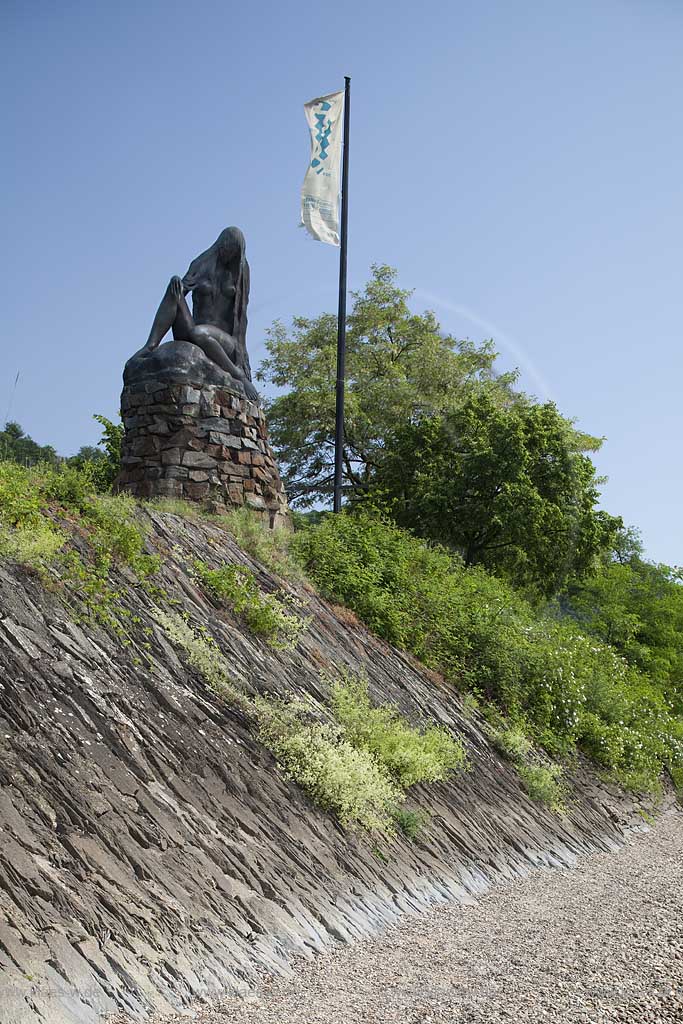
[392,808,429,841]
[0,461,160,629]
[491,724,533,763]
[256,699,403,834]
[257,674,466,835]
[0,421,59,467]
[518,763,567,812]
[193,560,310,650]
[0,522,65,572]
[329,671,467,787]
[68,415,123,492]
[294,511,683,792]
[217,507,301,579]
[563,547,683,715]
[258,265,520,506]
[154,610,248,708]
[362,394,620,598]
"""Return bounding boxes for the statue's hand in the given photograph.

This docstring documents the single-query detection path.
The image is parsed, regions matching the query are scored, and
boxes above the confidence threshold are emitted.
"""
[170,275,184,300]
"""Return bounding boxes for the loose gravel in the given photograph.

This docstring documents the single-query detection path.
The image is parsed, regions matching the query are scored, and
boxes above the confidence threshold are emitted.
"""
[133,809,683,1024]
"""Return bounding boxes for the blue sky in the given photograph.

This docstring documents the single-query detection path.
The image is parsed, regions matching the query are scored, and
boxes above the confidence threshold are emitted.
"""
[2,0,681,563]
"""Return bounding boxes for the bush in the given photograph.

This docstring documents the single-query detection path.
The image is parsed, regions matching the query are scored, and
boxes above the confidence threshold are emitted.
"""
[392,807,429,841]
[491,724,533,764]
[329,671,467,787]
[294,511,683,791]
[193,560,310,650]
[518,763,567,812]
[257,700,402,834]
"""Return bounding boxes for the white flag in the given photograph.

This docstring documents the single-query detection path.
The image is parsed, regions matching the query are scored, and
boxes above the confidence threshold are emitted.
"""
[300,89,344,246]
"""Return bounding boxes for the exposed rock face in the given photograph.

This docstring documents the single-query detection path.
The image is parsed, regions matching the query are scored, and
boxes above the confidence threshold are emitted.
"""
[0,511,664,1024]
[116,380,289,527]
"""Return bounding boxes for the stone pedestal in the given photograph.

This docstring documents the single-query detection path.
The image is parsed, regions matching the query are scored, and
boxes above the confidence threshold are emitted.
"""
[117,380,290,528]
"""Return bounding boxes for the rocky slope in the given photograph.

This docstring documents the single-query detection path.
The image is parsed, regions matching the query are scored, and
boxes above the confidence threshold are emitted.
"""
[0,509,666,1024]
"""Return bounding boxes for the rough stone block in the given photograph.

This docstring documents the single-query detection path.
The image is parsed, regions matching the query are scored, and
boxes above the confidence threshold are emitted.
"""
[182,452,218,469]
[147,419,170,435]
[184,481,210,499]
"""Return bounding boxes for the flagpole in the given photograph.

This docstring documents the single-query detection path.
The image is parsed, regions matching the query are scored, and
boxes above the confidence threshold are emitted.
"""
[333,76,351,513]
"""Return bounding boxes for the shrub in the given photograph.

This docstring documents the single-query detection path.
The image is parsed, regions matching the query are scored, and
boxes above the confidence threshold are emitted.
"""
[294,511,683,791]
[392,807,429,841]
[491,724,533,764]
[255,699,402,833]
[518,763,567,812]
[329,671,467,787]
[193,560,310,650]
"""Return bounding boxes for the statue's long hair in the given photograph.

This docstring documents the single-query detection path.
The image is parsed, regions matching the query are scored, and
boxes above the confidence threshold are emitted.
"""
[184,226,252,381]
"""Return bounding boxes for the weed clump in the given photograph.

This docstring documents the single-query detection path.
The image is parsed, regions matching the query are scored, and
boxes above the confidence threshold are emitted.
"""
[329,671,467,786]
[518,763,567,813]
[153,610,248,709]
[217,507,301,580]
[193,560,310,650]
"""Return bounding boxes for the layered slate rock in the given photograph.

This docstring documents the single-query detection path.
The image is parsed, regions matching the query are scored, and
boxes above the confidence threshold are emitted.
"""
[0,509,667,1024]
[116,380,289,527]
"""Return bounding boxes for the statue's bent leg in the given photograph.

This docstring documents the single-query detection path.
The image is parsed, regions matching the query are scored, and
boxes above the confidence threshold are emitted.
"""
[171,295,195,341]
[145,277,192,350]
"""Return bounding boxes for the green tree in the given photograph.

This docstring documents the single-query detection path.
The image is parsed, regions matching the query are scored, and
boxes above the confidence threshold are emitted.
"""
[68,415,123,492]
[0,422,59,466]
[563,541,683,711]
[258,265,519,505]
[361,393,620,597]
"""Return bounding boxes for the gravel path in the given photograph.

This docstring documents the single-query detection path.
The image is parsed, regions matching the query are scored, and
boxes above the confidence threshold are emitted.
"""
[137,810,683,1024]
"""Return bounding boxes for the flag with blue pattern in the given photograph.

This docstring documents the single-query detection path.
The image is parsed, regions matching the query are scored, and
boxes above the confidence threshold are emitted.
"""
[301,89,344,246]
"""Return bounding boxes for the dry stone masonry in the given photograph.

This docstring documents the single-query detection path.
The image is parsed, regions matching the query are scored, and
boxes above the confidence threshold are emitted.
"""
[117,380,290,527]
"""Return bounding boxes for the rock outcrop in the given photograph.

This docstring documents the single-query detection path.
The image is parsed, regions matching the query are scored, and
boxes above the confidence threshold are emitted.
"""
[0,510,663,1024]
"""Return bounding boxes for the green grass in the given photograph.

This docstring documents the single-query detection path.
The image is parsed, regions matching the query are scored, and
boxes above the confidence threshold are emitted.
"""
[215,507,301,580]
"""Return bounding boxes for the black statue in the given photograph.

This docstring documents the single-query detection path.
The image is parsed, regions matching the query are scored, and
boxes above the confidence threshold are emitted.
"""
[124,226,258,401]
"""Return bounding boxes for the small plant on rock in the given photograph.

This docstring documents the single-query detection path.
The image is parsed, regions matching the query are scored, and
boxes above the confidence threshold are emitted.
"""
[518,762,567,813]
[329,670,467,787]
[193,560,310,650]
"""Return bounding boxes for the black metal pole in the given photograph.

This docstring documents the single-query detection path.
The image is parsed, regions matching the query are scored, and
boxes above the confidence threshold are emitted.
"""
[333,76,351,513]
